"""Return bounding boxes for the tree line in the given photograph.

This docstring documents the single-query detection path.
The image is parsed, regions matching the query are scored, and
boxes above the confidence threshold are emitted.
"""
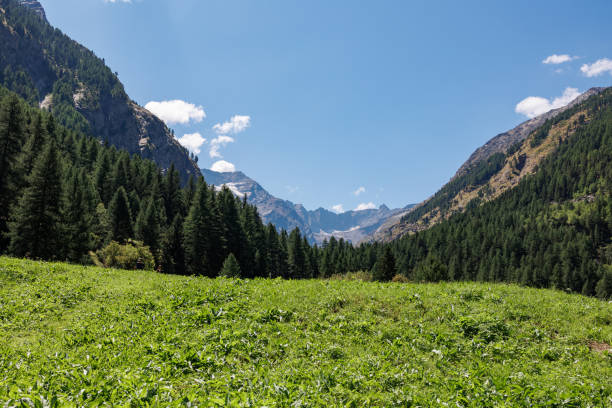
[0,87,395,280]
[1,81,611,298]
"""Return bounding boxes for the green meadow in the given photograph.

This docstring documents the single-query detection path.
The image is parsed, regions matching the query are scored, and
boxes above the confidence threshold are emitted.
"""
[1,257,610,407]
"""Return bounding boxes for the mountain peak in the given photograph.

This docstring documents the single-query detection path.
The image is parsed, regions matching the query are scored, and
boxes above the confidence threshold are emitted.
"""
[18,0,47,22]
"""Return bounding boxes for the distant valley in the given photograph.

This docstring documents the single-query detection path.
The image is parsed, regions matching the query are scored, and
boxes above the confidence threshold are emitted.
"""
[201,168,415,244]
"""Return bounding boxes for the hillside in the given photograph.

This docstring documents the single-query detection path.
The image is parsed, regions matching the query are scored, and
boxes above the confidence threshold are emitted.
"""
[1,257,610,406]
[201,168,414,244]
[374,87,609,242]
[386,87,612,297]
[0,0,199,181]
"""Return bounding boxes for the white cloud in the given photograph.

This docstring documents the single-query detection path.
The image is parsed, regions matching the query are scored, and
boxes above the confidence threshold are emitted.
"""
[209,135,235,158]
[515,87,581,119]
[542,54,576,65]
[286,185,299,194]
[207,114,251,158]
[177,132,206,155]
[355,202,376,211]
[145,100,206,125]
[353,186,366,196]
[104,0,132,3]
[211,160,236,173]
[331,204,345,213]
[580,58,612,77]
[213,115,251,135]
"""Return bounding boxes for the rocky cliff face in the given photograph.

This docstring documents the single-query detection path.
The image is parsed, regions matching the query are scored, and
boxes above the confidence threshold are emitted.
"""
[201,168,412,244]
[0,0,200,182]
[17,0,45,21]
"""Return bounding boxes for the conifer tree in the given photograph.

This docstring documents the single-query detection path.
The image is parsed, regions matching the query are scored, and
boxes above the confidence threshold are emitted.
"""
[108,186,133,243]
[8,140,62,259]
[373,246,397,282]
[161,214,185,275]
[135,196,162,257]
[0,94,24,249]
[94,150,113,205]
[62,168,94,262]
[288,228,306,279]
[163,163,185,222]
[183,181,211,276]
[220,253,241,278]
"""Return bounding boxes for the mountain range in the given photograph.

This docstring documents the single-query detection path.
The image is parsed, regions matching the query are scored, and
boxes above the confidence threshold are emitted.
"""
[201,168,415,244]
[5,0,610,250]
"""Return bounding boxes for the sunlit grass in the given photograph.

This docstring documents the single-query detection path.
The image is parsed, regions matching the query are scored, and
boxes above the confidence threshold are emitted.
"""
[1,256,610,406]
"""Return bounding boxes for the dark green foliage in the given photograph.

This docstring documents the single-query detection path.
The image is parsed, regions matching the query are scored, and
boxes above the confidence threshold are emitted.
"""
[8,140,62,259]
[373,246,396,282]
[0,94,24,249]
[596,268,612,299]
[161,215,185,275]
[412,255,448,282]
[220,253,241,278]
[62,169,95,262]
[183,181,212,276]
[135,197,162,258]
[288,228,307,279]
[108,187,133,243]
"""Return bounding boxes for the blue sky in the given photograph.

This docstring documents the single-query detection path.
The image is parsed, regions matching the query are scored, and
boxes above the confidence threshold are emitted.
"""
[40,0,612,212]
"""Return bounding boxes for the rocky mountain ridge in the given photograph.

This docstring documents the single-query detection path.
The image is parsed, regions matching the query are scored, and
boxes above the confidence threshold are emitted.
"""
[201,168,413,244]
[372,87,609,242]
[17,0,45,21]
[1,0,200,182]
[453,87,606,179]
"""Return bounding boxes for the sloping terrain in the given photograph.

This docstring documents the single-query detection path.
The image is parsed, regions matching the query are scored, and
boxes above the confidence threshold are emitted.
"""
[386,87,612,297]
[1,257,610,406]
[201,168,413,243]
[374,87,608,242]
[0,0,199,181]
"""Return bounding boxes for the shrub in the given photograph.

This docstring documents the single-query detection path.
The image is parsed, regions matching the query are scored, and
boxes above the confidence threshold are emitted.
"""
[391,274,410,283]
[92,240,155,270]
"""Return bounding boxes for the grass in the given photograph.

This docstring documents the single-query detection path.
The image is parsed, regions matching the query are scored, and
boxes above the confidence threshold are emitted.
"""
[0,257,611,407]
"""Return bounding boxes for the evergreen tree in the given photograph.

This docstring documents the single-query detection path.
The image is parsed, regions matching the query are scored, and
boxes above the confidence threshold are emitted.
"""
[163,163,184,222]
[135,196,162,258]
[161,214,185,275]
[288,228,306,278]
[373,246,397,282]
[220,253,241,278]
[20,112,47,177]
[108,186,133,243]
[183,181,211,276]
[0,94,24,249]
[8,140,62,259]
[595,269,612,299]
[94,150,113,205]
[62,168,94,262]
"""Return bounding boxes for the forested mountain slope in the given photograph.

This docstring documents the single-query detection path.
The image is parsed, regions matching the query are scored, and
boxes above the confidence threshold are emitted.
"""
[388,87,612,297]
[374,87,608,242]
[0,0,199,181]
